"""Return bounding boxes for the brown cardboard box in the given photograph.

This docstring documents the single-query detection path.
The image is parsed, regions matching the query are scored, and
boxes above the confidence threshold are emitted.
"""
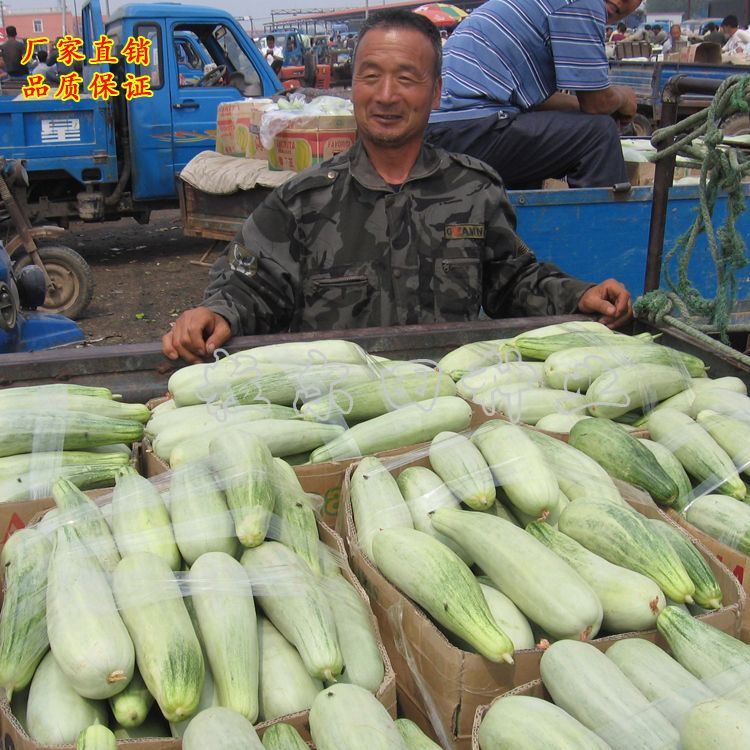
[0,518,395,748]
[337,452,744,749]
[215,99,275,160]
[470,680,550,749]
[666,508,750,630]
[267,114,357,172]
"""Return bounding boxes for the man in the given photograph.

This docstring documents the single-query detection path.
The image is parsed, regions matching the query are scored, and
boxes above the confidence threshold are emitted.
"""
[703,23,726,45]
[661,24,684,54]
[423,0,641,190]
[651,24,667,44]
[262,35,284,73]
[163,10,631,363]
[30,49,53,77]
[284,36,304,67]
[720,15,750,55]
[0,26,28,78]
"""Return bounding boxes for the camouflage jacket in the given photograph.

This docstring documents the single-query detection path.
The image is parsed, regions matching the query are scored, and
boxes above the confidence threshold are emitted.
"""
[202,141,593,335]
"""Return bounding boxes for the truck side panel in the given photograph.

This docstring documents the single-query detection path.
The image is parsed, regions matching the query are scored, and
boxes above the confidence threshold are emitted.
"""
[0,97,118,184]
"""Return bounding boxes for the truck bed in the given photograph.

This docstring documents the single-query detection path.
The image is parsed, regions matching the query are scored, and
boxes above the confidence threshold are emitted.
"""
[0,92,118,185]
[0,317,747,402]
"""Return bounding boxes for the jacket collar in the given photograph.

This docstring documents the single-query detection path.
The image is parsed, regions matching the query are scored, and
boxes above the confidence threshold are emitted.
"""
[346,139,444,190]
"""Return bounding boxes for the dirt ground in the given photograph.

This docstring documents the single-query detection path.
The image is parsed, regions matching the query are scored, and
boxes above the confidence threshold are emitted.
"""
[61,210,218,346]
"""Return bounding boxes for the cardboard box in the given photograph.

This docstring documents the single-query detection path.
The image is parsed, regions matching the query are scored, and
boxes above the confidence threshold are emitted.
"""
[337,452,744,748]
[215,99,275,161]
[0,517,395,748]
[666,508,750,630]
[267,114,356,172]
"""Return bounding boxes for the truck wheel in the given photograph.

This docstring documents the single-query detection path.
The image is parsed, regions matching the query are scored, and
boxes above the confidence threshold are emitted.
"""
[630,114,653,137]
[14,245,94,320]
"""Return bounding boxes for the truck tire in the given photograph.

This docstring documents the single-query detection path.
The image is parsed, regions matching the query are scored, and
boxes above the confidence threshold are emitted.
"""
[14,245,94,320]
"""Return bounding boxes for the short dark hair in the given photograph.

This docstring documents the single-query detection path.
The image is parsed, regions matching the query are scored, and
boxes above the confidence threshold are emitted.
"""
[6,26,17,37]
[355,8,442,80]
[266,34,275,43]
[37,49,47,62]
[644,24,651,30]
[722,15,739,29]
[705,22,716,32]
[652,24,662,31]
[617,22,626,32]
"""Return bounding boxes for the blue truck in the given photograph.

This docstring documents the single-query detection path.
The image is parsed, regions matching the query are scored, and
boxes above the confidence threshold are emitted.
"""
[609,57,750,129]
[0,0,283,316]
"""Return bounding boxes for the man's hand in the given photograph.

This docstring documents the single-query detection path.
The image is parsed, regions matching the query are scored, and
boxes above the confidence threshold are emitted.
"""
[162,307,231,363]
[577,278,633,329]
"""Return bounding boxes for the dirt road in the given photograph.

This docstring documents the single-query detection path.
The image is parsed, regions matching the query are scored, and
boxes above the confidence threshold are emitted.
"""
[62,210,217,346]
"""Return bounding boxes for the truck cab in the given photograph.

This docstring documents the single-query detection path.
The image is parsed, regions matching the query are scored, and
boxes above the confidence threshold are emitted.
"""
[0,0,283,226]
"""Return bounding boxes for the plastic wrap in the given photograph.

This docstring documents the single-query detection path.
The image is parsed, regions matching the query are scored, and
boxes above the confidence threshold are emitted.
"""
[0,454,394,749]
[259,94,354,149]
[336,418,744,746]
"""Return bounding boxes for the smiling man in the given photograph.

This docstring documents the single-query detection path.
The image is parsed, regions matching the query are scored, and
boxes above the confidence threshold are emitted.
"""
[425,0,642,189]
[163,9,632,363]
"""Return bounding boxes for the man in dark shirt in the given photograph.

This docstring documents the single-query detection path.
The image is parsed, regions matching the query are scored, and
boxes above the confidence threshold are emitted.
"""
[0,26,28,77]
[163,9,632,363]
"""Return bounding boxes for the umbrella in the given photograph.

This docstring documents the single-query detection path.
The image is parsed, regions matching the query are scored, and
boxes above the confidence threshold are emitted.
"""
[413,3,468,28]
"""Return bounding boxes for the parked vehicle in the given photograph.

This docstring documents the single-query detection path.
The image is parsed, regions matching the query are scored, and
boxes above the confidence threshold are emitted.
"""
[609,58,750,126]
[0,0,283,316]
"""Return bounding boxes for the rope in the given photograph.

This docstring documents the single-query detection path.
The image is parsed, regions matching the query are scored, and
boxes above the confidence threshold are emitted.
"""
[634,290,750,368]
[641,75,750,342]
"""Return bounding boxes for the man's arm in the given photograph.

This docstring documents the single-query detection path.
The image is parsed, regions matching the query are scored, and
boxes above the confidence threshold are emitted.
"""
[534,92,581,112]
[576,85,637,122]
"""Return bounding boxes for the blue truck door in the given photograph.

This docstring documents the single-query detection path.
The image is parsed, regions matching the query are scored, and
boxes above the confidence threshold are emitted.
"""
[167,18,281,180]
[82,0,106,56]
[123,20,176,200]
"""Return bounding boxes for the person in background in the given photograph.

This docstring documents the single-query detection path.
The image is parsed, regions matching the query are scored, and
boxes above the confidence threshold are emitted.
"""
[610,22,627,42]
[651,24,667,43]
[0,26,28,78]
[703,22,726,45]
[30,49,53,77]
[162,8,632,363]
[661,24,683,54]
[424,0,641,190]
[440,29,449,45]
[721,15,750,55]
[284,36,304,66]
[262,35,284,73]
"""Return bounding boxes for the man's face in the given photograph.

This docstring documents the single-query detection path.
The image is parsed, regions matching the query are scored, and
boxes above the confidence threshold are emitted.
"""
[352,27,441,150]
[670,25,681,40]
[604,0,641,25]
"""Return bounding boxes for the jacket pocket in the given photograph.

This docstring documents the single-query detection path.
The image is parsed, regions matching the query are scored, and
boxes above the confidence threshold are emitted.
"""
[433,255,482,320]
[301,268,377,330]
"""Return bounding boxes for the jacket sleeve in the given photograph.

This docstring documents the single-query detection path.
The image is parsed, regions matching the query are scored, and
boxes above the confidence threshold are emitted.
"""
[201,188,301,336]
[481,186,593,318]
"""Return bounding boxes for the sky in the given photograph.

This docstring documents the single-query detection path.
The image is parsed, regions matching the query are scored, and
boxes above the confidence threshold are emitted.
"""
[4,0,393,31]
